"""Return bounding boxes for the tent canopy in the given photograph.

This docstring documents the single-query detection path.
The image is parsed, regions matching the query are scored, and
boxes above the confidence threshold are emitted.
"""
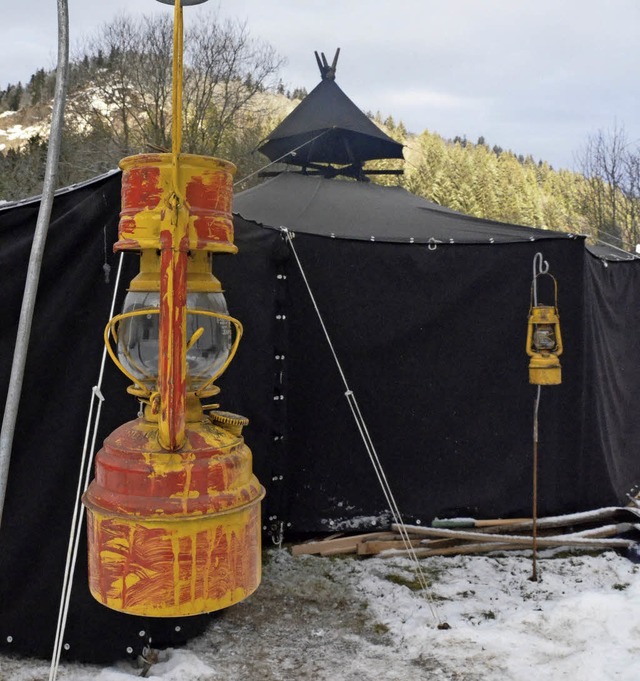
[257,78,404,167]
[235,172,576,244]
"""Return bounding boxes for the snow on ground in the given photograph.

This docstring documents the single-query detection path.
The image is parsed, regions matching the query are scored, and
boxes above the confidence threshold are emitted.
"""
[1,547,639,681]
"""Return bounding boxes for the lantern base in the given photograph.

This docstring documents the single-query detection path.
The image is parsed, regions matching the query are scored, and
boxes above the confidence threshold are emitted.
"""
[83,414,264,617]
[529,355,562,385]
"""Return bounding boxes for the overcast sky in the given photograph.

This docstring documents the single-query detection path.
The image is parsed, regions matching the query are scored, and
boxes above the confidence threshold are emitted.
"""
[2,0,639,171]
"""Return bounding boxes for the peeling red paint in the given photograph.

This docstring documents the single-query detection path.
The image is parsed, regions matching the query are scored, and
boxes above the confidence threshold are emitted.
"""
[117,164,163,250]
[194,218,234,251]
[94,423,253,513]
[185,174,234,250]
[112,236,141,252]
[157,226,188,451]
[185,173,232,213]
[122,165,162,207]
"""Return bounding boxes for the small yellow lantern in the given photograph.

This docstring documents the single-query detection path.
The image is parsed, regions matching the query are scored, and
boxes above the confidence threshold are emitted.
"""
[526,271,563,385]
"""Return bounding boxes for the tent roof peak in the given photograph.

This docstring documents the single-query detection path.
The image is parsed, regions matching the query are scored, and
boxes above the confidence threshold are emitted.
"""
[315,48,340,81]
[257,50,404,178]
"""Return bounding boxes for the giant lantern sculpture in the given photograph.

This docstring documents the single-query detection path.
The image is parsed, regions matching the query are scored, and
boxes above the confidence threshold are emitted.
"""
[83,0,264,617]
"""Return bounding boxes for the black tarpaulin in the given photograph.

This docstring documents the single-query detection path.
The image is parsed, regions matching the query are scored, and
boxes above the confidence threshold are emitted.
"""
[0,173,213,662]
[230,172,640,532]
[267,233,593,530]
[234,172,575,244]
[257,78,404,166]
[1,170,639,662]
[582,253,640,500]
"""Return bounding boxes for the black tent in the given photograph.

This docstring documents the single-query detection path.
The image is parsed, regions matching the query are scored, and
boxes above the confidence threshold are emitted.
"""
[229,172,640,535]
[1,168,640,662]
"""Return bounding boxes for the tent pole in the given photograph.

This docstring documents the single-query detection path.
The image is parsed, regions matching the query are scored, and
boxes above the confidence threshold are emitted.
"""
[0,0,70,529]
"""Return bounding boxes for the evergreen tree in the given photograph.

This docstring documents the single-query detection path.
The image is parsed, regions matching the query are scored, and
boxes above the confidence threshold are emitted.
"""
[29,69,46,106]
[7,82,23,111]
[471,144,498,219]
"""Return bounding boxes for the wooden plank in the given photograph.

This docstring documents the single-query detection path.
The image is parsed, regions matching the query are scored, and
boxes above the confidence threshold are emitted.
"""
[359,523,636,557]
[403,542,527,558]
[291,531,394,556]
[382,535,634,558]
[567,522,634,538]
[432,517,529,528]
[419,538,465,550]
[318,545,358,557]
[291,509,640,557]
[359,537,463,556]
[361,532,411,542]
[357,540,423,555]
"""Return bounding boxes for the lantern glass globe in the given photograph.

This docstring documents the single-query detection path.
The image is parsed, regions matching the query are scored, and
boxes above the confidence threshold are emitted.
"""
[117,290,232,391]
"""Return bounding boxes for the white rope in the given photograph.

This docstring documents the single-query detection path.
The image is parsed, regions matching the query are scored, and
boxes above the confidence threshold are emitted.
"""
[233,130,330,188]
[49,252,125,681]
[281,227,442,624]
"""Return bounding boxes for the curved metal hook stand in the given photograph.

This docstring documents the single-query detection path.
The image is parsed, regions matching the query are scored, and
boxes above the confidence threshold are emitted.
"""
[532,252,549,307]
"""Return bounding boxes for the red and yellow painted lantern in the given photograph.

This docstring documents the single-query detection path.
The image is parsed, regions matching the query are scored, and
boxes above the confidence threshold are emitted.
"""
[82,0,264,618]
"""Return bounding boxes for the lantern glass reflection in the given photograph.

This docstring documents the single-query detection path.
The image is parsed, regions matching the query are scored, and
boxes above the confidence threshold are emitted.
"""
[117,291,232,391]
[532,324,556,351]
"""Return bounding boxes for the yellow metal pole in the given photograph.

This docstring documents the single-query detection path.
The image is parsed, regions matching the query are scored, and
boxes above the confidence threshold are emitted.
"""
[172,0,183,159]
[158,0,189,450]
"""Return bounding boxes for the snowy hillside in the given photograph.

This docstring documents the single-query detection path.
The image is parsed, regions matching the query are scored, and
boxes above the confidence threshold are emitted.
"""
[0,107,52,153]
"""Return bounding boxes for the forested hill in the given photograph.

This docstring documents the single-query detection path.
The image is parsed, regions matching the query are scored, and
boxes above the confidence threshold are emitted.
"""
[1,13,638,252]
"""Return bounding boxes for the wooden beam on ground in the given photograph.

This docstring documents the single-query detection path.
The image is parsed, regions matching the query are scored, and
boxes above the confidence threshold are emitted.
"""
[426,507,638,536]
[391,524,634,549]
[357,539,423,555]
[291,531,397,556]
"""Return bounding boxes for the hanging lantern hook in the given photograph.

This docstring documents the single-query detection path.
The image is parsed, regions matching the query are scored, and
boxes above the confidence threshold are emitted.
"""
[532,252,550,307]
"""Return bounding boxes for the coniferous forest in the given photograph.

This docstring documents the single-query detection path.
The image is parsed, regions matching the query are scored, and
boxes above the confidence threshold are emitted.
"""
[1,12,638,253]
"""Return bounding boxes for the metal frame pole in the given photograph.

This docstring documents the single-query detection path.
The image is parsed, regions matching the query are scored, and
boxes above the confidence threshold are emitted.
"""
[0,0,70,528]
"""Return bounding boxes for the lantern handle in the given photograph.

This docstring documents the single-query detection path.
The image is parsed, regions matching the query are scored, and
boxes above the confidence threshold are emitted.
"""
[192,311,243,396]
[529,273,559,314]
[104,309,159,396]
[104,308,243,398]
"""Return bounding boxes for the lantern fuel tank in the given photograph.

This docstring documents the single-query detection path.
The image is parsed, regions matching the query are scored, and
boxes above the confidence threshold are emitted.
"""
[84,408,264,617]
